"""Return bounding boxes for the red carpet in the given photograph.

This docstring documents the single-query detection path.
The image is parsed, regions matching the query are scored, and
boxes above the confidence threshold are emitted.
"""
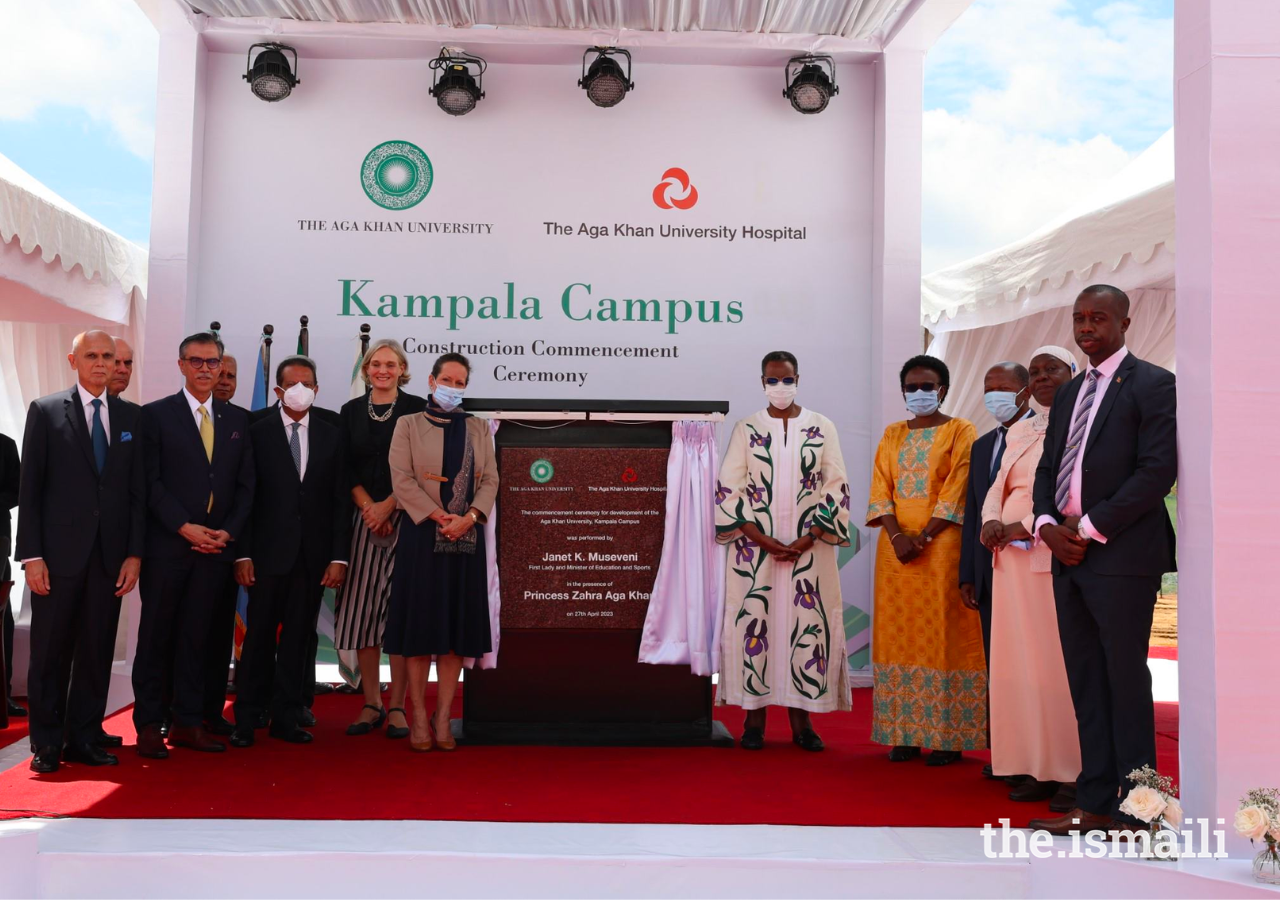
[0,688,1178,826]
[0,714,29,752]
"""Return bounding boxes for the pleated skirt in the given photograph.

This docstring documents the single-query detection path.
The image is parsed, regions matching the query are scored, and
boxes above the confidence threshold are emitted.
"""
[334,510,399,651]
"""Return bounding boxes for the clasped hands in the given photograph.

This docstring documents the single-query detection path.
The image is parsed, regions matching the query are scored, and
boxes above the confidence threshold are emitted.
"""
[754,533,816,563]
[434,511,476,543]
[978,520,1033,553]
[1038,515,1088,567]
[360,496,397,538]
[180,522,232,555]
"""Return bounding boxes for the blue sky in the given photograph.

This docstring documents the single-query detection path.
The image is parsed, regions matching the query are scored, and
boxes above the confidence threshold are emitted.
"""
[0,0,1173,266]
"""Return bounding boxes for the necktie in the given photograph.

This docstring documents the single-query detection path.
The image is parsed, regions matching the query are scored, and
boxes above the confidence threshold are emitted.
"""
[1055,371,1099,513]
[90,398,108,474]
[989,426,1007,482]
[199,404,215,512]
[289,421,302,478]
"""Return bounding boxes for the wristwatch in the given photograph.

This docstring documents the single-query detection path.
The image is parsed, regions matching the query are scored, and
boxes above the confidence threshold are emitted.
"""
[1076,521,1091,542]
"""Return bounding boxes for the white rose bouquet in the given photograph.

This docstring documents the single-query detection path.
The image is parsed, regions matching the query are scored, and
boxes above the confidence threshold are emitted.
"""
[1236,789,1280,884]
[1118,765,1181,829]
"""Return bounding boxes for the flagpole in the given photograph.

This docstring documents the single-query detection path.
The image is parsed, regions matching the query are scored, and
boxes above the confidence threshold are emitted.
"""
[298,315,309,356]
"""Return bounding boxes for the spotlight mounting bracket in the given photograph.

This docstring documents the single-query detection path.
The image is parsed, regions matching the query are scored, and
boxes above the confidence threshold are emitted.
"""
[244,42,299,102]
[783,54,838,114]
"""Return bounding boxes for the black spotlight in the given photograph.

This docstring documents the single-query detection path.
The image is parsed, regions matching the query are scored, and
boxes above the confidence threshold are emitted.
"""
[784,55,838,114]
[579,47,633,108]
[244,43,299,102]
[429,49,487,116]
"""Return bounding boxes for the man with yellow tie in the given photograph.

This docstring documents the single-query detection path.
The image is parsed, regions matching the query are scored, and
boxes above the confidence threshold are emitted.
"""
[133,333,255,758]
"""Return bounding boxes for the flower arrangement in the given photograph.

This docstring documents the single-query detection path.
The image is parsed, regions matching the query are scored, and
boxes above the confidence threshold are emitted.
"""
[1235,788,1280,884]
[1117,766,1182,859]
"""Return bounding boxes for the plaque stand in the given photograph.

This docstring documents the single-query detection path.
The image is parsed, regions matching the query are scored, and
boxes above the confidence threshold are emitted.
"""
[459,399,733,747]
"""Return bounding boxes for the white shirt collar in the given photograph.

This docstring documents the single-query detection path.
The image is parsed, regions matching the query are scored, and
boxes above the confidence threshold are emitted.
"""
[280,404,310,430]
[76,382,107,408]
[183,387,214,414]
[1086,345,1129,380]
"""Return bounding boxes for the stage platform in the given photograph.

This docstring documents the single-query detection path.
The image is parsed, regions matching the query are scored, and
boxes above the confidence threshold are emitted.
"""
[0,818,1272,899]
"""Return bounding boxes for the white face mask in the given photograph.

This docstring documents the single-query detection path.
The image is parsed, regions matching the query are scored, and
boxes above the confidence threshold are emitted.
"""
[281,382,315,412]
[764,383,797,410]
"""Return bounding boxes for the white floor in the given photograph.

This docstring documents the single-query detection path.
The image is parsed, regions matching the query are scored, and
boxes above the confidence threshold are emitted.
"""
[0,818,1272,899]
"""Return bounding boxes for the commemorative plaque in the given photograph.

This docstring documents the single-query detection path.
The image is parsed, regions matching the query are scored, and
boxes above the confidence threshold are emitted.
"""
[499,446,668,630]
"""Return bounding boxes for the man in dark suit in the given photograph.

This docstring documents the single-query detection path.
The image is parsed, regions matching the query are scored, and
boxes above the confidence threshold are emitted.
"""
[1,430,21,720]
[231,356,349,746]
[960,362,1033,659]
[1028,285,1177,836]
[16,331,145,773]
[959,361,1032,780]
[133,332,255,757]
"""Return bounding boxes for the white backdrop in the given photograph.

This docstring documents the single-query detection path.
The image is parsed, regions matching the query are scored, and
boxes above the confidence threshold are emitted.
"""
[187,54,879,668]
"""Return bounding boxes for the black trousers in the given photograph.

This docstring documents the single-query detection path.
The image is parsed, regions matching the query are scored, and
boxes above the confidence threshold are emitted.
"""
[3,586,14,697]
[203,573,241,720]
[133,554,230,729]
[976,582,993,670]
[1053,565,1160,819]
[233,556,323,730]
[27,539,119,748]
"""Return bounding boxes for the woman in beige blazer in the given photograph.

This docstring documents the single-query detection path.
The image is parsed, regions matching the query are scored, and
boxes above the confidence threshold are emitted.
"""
[385,353,498,751]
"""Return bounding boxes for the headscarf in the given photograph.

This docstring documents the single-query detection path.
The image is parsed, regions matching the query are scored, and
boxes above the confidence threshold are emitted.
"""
[1030,345,1078,375]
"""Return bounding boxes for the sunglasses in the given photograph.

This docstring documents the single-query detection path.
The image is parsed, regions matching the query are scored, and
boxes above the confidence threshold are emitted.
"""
[903,382,940,393]
[183,356,223,371]
[763,377,797,386]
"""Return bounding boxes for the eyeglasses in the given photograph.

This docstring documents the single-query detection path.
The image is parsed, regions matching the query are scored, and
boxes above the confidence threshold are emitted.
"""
[763,377,797,386]
[903,382,939,393]
[183,356,223,371]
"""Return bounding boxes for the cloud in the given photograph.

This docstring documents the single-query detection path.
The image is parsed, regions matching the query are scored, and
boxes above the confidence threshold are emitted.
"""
[0,0,158,160]
[922,0,1172,272]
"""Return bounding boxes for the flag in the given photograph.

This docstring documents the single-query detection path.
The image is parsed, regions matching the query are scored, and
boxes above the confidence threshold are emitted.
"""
[233,335,270,661]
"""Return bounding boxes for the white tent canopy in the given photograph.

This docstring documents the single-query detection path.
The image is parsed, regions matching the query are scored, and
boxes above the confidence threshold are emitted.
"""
[921,130,1175,427]
[0,151,149,445]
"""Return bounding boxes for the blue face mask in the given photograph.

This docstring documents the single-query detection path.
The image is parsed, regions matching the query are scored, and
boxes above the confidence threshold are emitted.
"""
[433,384,466,410]
[905,390,940,417]
[984,389,1026,423]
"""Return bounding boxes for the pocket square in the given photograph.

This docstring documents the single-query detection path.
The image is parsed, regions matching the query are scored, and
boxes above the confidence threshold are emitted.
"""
[120,431,133,442]
[231,431,241,440]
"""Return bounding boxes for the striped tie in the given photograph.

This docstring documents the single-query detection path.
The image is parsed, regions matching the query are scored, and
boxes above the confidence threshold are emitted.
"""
[1055,370,1099,513]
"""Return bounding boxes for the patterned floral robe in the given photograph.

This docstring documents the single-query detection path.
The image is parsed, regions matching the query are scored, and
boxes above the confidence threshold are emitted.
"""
[716,409,853,712]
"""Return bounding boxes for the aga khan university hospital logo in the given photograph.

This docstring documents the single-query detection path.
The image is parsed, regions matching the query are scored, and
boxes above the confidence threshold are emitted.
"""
[361,140,434,210]
[652,167,698,210]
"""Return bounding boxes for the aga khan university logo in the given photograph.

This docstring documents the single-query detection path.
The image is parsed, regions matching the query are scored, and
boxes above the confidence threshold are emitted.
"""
[361,140,434,210]
[652,167,698,210]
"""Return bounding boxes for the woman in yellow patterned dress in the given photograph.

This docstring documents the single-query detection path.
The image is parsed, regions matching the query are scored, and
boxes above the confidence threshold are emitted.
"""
[865,355,985,766]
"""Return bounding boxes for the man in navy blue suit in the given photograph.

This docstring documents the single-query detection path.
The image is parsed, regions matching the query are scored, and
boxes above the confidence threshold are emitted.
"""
[132,332,255,757]
[16,331,145,773]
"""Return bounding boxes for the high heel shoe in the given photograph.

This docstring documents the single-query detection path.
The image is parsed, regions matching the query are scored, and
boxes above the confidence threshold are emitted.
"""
[433,710,457,751]
[345,704,387,736]
[410,720,433,753]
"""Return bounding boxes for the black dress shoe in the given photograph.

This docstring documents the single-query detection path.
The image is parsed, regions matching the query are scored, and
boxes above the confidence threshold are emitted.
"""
[740,726,764,750]
[792,729,825,752]
[982,763,998,780]
[6,698,27,717]
[229,728,255,748]
[95,731,124,748]
[313,682,336,695]
[298,707,317,728]
[203,715,236,736]
[888,745,922,762]
[926,750,962,767]
[30,746,60,774]
[269,724,314,744]
[1009,778,1060,802]
[1049,782,1078,813]
[63,741,119,766]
